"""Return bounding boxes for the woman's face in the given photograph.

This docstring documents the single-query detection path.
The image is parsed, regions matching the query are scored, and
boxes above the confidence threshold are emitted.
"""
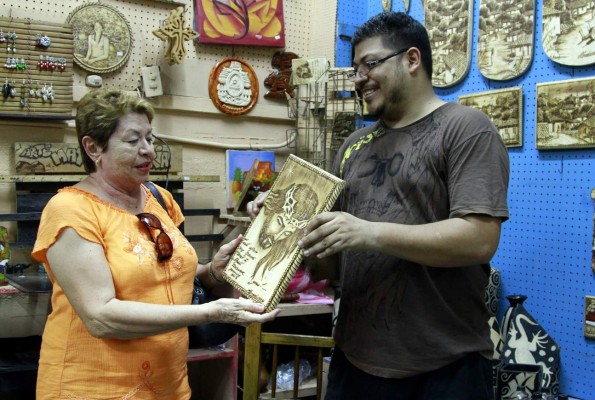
[99,112,155,189]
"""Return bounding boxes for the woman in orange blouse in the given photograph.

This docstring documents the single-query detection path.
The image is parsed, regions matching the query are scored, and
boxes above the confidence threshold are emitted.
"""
[32,88,279,400]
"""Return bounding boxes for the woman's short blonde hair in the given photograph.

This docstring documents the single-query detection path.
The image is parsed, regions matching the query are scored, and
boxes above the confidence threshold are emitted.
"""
[76,89,155,173]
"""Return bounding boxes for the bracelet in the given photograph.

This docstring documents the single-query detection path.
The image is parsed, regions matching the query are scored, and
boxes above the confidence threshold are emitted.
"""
[209,263,225,285]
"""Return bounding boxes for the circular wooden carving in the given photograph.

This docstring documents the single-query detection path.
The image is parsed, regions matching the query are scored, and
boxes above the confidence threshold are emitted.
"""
[209,57,259,116]
[66,2,134,74]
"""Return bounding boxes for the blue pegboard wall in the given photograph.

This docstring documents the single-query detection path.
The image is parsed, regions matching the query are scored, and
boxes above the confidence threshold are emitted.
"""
[336,0,595,398]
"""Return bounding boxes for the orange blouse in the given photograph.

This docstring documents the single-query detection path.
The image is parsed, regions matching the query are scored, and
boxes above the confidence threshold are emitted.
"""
[32,185,198,400]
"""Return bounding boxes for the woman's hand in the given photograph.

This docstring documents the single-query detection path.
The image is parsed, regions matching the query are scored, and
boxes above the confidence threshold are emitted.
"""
[210,234,243,281]
[206,297,280,326]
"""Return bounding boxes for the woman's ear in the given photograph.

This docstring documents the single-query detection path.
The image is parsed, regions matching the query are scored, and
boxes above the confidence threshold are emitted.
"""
[81,136,102,161]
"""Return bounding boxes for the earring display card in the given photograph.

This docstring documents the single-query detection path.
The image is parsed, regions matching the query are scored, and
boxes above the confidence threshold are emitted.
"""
[222,154,344,312]
[0,16,74,117]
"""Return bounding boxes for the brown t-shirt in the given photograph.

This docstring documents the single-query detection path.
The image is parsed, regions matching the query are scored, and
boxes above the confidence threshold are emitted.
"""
[332,102,509,378]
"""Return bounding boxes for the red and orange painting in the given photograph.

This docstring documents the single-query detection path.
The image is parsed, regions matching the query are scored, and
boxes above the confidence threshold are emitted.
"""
[195,0,285,47]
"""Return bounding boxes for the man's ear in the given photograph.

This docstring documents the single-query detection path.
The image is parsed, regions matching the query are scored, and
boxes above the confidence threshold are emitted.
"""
[404,47,423,74]
[81,136,102,161]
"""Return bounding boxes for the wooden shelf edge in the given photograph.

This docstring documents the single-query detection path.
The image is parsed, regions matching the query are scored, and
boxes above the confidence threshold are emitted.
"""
[187,346,235,362]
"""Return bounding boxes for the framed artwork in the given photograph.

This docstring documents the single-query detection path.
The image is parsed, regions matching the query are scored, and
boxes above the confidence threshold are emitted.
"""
[226,150,276,210]
[585,295,595,339]
[66,2,133,74]
[209,57,259,116]
[536,77,595,150]
[223,154,344,312]
[458,87,523,148]
[477,0,534,81]
[424,0,473,88]
[195,0,285,47]
[542,1,595,66]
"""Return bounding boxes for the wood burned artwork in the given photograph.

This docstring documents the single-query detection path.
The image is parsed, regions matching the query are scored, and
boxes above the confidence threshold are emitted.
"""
[330,112,357,151]
[424,0,473,88]
[264,51,299,99]
[223,154,344,312]
[195,0,285,47]
[382,0,392,11]
[66,2,133,74]
[536,77,595,150]
[209,57,259,116]
[458,87,523,148]
[585,295,595,339]
[542,0,595,67]
[153,7,198,65]
[291,57,329,85]
[14,142,181,175]
[477,0,535,81]
[592,188,595,274]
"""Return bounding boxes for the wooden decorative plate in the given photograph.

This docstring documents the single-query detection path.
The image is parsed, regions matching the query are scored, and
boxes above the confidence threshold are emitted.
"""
[209,57,259,116]
[66,2,133,74]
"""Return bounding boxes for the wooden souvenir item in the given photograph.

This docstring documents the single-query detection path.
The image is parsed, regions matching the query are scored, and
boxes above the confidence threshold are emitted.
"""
[291,57,329,85]
[264,51,299,99]
[542,1,595,66]
[423,0,473,88]
[195,0,285,47]
[209,57,259,116]
[223,154,344,312]
[477,0,535,81]
[226,150,276,210]
[153,7,198,65]
[66,2,133,74]
[585,295,595,339]
[14,142,182,175]
[536,77,595,150]
[458,87,523,148]
[382,0,392,11]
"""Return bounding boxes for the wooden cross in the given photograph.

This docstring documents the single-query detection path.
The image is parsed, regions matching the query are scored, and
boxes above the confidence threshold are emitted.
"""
[153,7,198,65]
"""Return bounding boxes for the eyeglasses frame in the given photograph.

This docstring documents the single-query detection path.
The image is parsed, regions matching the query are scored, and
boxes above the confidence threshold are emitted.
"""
[347,47,410,81]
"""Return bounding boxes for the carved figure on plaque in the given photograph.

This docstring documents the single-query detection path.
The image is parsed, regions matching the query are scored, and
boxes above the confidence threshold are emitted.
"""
[217,61,252,107]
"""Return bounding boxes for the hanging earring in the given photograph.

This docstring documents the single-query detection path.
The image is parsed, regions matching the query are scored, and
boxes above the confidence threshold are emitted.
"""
[95,157,101,167]
[36,33,51,48]
[2,79,10,99]
[10,80,16,98]
[0,28,5,43]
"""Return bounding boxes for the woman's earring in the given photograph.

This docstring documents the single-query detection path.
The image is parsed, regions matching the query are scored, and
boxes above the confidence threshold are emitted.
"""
[95,157,100,167]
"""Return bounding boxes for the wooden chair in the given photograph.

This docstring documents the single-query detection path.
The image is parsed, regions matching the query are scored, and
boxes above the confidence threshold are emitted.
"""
[244,324,334,400]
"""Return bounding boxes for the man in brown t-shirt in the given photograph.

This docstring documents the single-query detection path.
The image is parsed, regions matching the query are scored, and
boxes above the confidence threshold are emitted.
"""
[295,11,509,400]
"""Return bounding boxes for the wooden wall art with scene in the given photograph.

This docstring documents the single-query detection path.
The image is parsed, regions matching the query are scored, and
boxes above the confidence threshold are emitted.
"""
[535,76,595,150]
[458,87,523,148]
[66,2,133,74]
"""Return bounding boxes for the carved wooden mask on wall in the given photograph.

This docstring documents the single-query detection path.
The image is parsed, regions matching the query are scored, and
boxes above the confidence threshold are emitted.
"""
[195,0,285,47]
[209,57,259,116]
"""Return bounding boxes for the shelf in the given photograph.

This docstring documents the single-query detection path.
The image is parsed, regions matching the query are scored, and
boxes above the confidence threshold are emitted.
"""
[187,346,236,362]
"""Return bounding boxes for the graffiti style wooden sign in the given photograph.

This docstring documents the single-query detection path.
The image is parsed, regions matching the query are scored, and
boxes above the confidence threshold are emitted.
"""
[14,142,182,174]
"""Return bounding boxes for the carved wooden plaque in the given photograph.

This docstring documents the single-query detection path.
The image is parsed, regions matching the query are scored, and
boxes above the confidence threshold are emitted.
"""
[223,154,344,312]
[424,0,473,88]
[458,87,523,147]
[542,1,595,66]
[14,142,182,174]
[264,51,299,99]
[66,2,133,74]
[209,57,259,116]
[477,0,535,81]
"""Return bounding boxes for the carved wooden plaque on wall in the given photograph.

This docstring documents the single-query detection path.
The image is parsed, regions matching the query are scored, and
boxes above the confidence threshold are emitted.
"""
[423,0,473,88]
[542,1,595,66]
[208,57,259,116]
[477,0,535,81]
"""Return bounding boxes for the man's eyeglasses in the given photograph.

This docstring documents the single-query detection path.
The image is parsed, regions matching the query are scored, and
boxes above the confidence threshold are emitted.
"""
[347,48,410,82]
[137,212,173,261]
